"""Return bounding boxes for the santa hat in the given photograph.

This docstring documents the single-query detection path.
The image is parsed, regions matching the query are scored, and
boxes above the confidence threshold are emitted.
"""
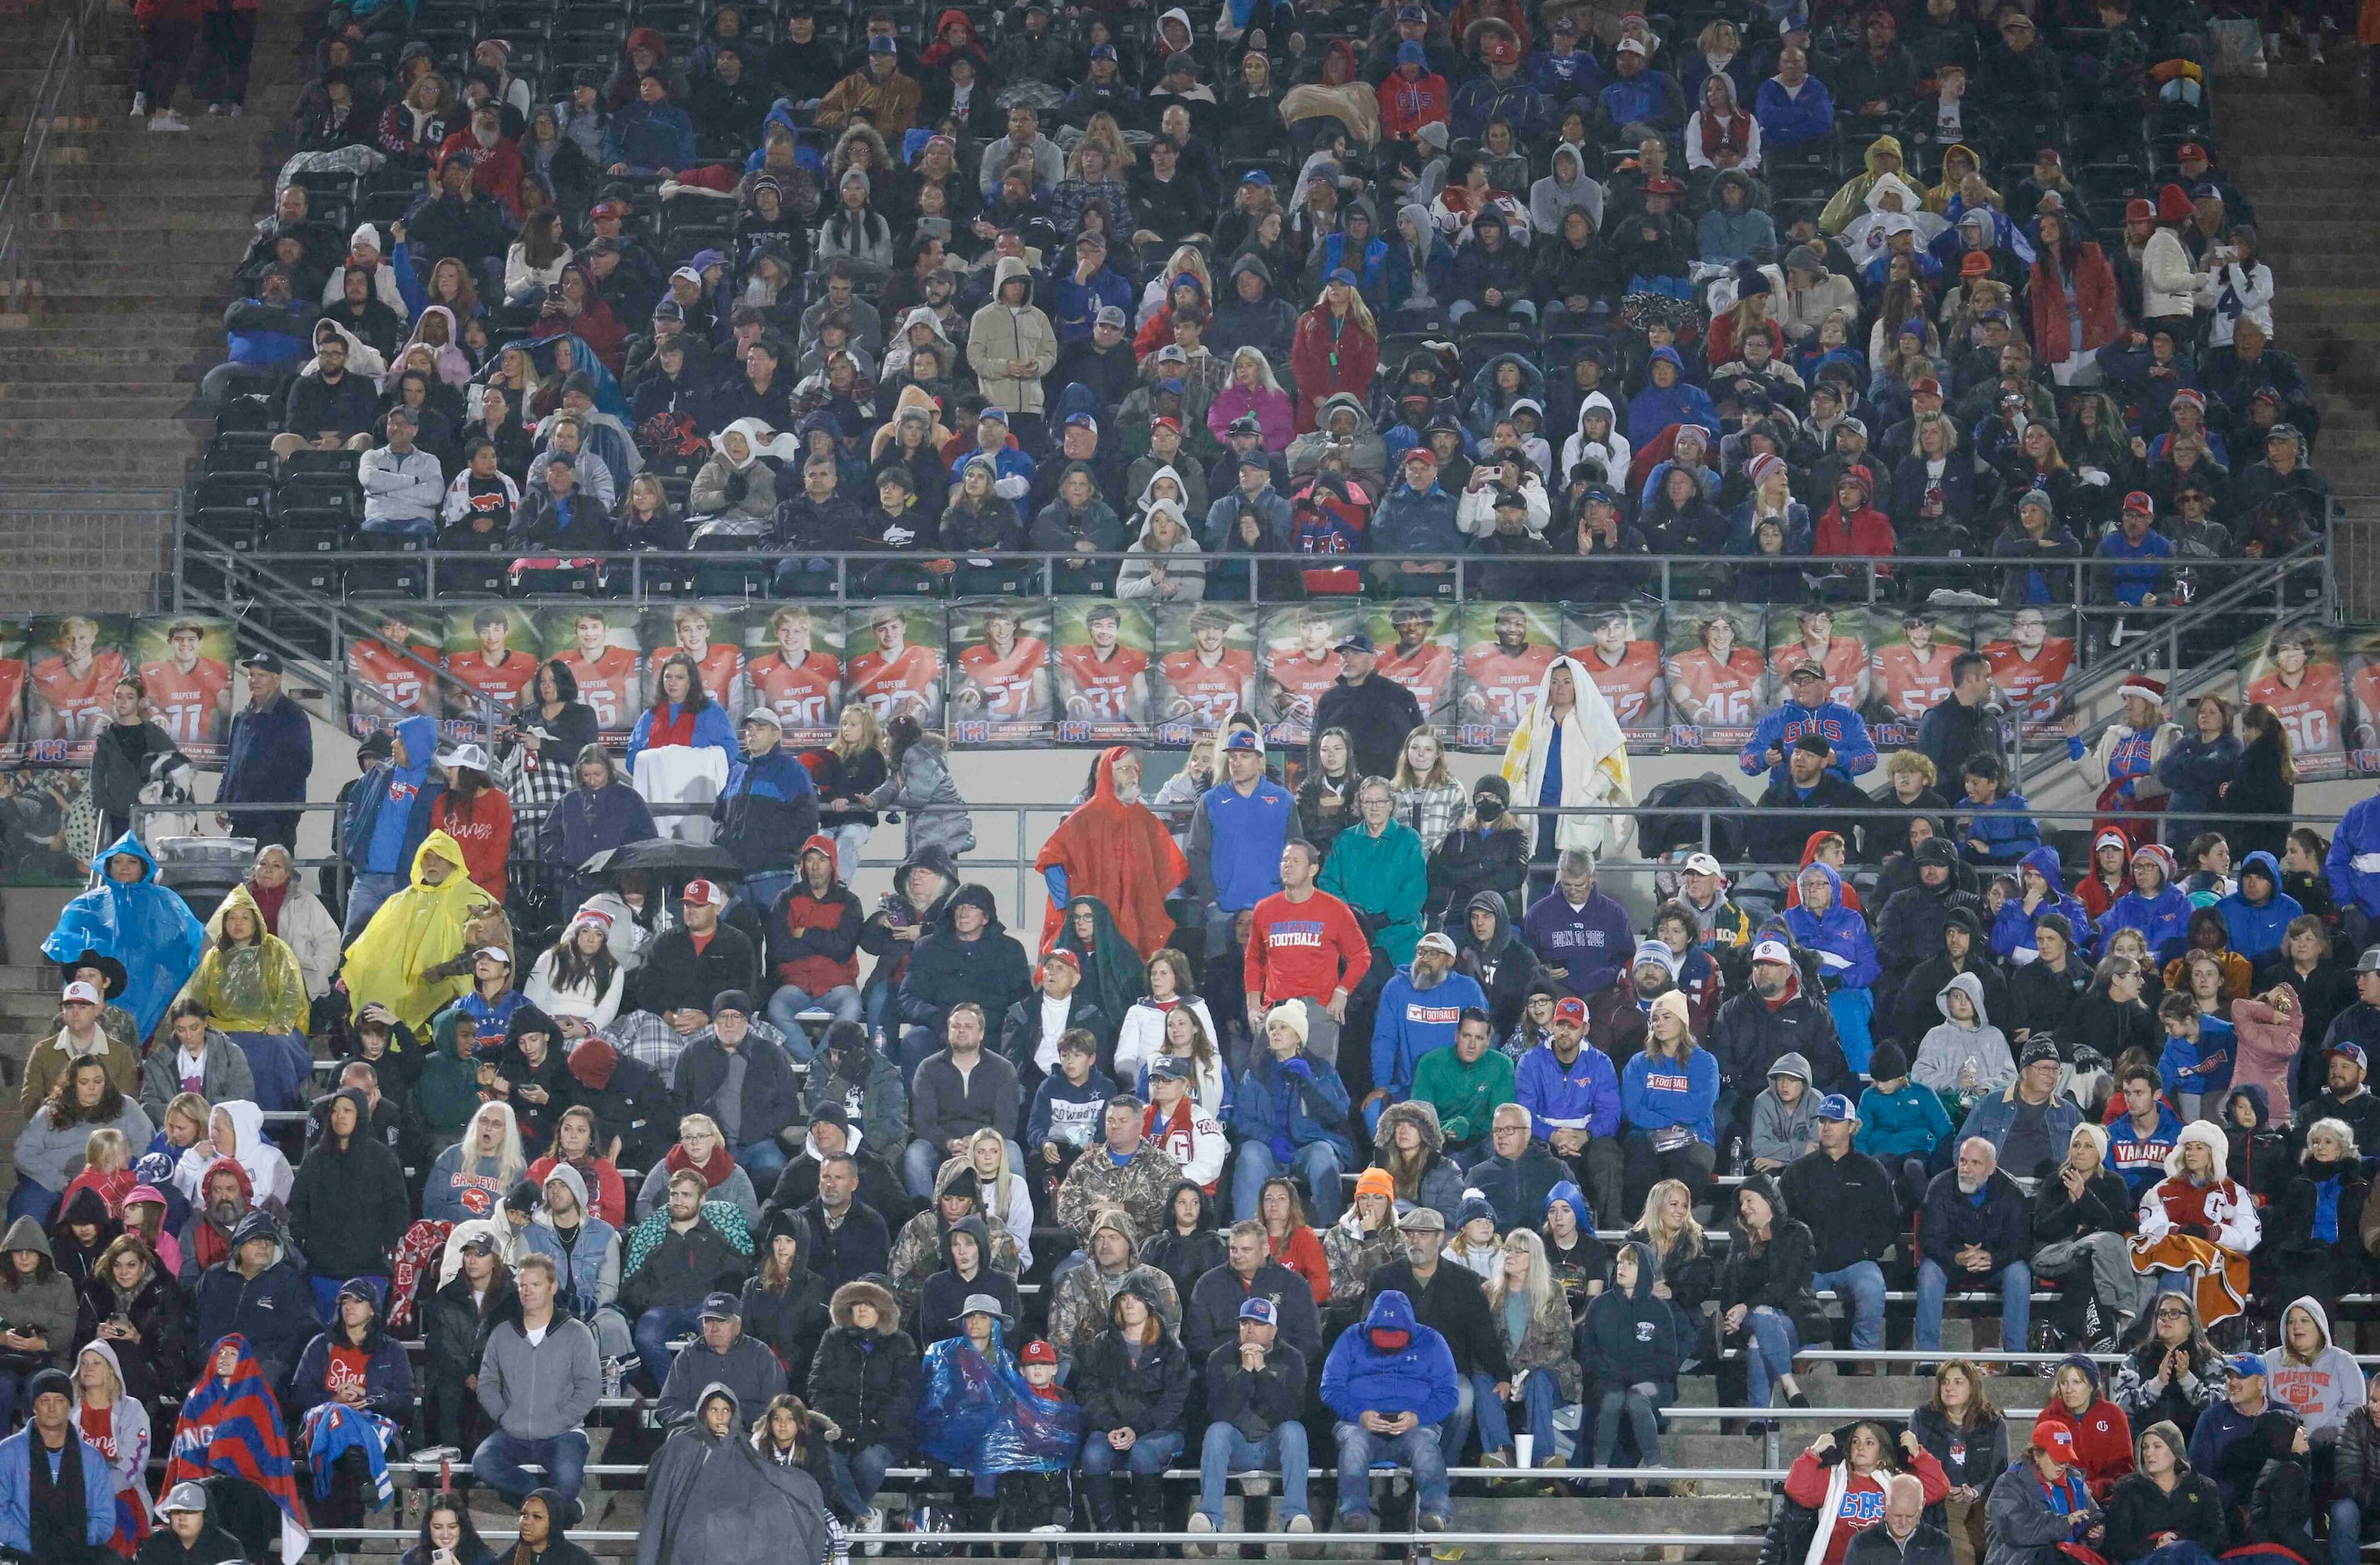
[2116,675,2166,705]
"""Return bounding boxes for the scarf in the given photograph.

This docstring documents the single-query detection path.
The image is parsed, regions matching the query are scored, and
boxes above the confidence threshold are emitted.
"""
[2039,1465,2090,1516]
[665,1138,738,1190]
[161,1334,309,1561]
[27,1423,89,1559]
[245,878,290,935]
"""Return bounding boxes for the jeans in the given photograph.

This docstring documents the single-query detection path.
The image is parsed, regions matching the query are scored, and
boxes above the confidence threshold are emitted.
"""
[4,1178,58,1226]
[1334,1421,1449,1522]
[735,1136,789,1188]
[767,982,862,1060]
[903,1138,1026,1200]
[1441,1375,1477,1462]
[828,1442,893,1519]
[1916,1258,2032,1352]
[1472,1371,1557,1460]
[831,822,871,882]
[2332,1497,2377,1565]
[1230,1138,1348,1227]
[342,870,403,938]
[472,1428,590,1504]
[0,1368,38,1432]
[1448,298,1540,324]
[1740,1306,1799,1409]
[1592,1387,1665,1471]
[632,1304,704,1392]
[1812,1261,1887,1350]
[1080,1428,1182,1477]
[737,870,795,923]
[1199,1422,1310,1524]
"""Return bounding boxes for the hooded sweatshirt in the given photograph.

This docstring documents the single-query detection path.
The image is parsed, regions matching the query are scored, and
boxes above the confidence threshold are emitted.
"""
[2216,852,2302,964]
[1990,846,2097,966]
[1912,972,2013,1093]
[2264,1294,2365,1443]
[1748,1053,1819,1168]
[1783,861,1880,990]
[1318,1288,1458,1425]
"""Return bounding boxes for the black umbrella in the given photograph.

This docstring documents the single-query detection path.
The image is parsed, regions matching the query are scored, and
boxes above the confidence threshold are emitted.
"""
[578,839,746,884]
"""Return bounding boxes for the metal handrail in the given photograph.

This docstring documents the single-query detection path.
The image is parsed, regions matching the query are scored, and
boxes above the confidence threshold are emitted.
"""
[0,0,102,320]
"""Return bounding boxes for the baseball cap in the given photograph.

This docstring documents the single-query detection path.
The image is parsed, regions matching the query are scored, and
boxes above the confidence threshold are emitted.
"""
[1328,266,1358,286]
[433,740,491,770]
[1552,997,1587,1026]
[1788,659,1827,682]
[1065,412,1098,434]
[1239,1297,1278,1325]
[1335,631,1377,656]
[2331,1042,2370,1069]
[681,878,723,908]
[1682,852,1723,878]
[1415,932,1458,958]
[1752,938,1792,965]
[868,32,898,51]
[2227,1353,2266,1380]
[1094,304,1127,330]
[1148,1056,1189,1081]
[1019,1339,1058,1367]
[1909,376,1942,396]
[1222,729,1262,752]
[161,1482,211,1515]
[698,1291,742,1321]
[458,1230,499,1256]
[1815,1093,1856,1122]
[2037,1425,2079,1464]
[238,651,285,672]
[2122,491,2154,514]
[1089,41,1118,59]
[1042,947,1080,973]
[742,705,782,728]
[1241,169,1272,188]
[61,980,101,1006]
[2354,948,2380,974]
[2178,141,2208,160]
[1617,35,1647,52]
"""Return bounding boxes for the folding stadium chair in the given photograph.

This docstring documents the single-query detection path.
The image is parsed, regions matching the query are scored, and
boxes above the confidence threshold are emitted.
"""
[514,563,601,597]
[344,557,432,599]
[204,433,276,478]
[194,472,273,517]
[272,476,362,523]
[280,447,361,482]
[438,553,515,598]
[603,554,698,597]
[259,524,348,596]
[214,394,279,437]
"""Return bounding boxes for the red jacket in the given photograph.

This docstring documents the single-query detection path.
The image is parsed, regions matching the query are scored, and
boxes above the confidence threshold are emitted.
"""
[438,130,529,222]
[1288,308,1379,432]
[1268,1225,1332,1304]
[1376,72,1452,139]
[2030,242,2122,366]
[772,882,863,993]
[1812,501,1896,570]
[430,788,512,905]
[2033,1396,2134,1501]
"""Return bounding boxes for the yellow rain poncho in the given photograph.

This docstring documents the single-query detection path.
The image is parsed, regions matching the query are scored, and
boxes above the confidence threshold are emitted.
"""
[187,884,309,1035]
[342,830,491,1030]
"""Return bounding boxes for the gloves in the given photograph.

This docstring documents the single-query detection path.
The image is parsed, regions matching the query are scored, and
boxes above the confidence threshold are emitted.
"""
[1280,1057,1313,1083]
[1268,1134,1297,1162]
[1441,1116,1471,1142]
[722,469,749,505]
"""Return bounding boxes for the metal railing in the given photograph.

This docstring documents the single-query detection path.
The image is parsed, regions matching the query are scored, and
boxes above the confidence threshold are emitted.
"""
[0,0,102,322]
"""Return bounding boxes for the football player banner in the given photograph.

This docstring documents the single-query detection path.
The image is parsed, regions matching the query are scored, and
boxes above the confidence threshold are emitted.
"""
[639,602,749,723]
[844,602,945,730]
[1052,599,1154,747]
[738,603,846,749]
[1258,602,1368,750]
[1764,603,1873,718]
[1453,600,1562,752]
[1150,603,1259,746]
[1662,603,1769,753]
[1366,600,1461,729]
[948,598,1054,748]
[2348,631,2380,777]
[133,616,238,766]
[1977,605,2079,740]
[25,613,137,767]
[1562,604,1667,744]
[2245,620,2348,780]
[442,605,543,736]
[346,608,444,739]
[1867,608,1976,752]
[539,606,646,738]
[0,620,30,769]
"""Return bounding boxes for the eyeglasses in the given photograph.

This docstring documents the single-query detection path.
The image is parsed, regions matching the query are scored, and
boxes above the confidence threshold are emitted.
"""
[2154,1307,2191,1319]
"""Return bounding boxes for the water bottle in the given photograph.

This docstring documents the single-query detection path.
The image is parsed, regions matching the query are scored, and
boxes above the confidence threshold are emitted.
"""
[602,1357,625,1398]
[1727,1136,1744,1175]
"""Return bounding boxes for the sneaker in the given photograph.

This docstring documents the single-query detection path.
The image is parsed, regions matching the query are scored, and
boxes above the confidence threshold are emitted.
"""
[206,102,224,114]
[1337,1512,1372,1533]
[1421,1515,1462,1562]
[149,111,189,132]
[1479,1450,1512,1469]
[227,102,242,116]
[1186,1513,1216,1558]
[130,92,145,116]
[862,1508,887,1558]
[1029,1525,1068,1534]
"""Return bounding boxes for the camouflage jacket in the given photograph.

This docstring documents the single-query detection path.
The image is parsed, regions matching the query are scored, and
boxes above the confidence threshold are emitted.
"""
[1052,1141,1181,1248]
[1046,1259,1182,1363]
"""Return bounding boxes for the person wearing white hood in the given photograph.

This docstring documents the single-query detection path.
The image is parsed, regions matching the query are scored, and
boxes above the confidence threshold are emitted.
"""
[173,1099,293,1209]
[1498,655,1634,864]
[320,224,412,317]
[1118,495,1207,603]
[71,1338,150,1539]
[1528,143,1604,238]
[1911,971,2015,1096]
[2264,1294,2365,1446]
[1559,392,1632,489]
[881,306,958,384]
[691,418,801,540]
[1841,175,1947,265]
[521,1160,632,1358]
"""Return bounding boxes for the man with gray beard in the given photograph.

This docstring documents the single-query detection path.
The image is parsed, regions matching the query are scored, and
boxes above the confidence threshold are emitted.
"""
[1915,1137,2030,1353]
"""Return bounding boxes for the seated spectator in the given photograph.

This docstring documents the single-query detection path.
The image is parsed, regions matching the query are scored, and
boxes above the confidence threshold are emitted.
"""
[1228,1002,1355,1226]
[1322,1171,1403,1318]
[2031,1122,2144,1351]
[621,1168,754,1394]
[1916,1137,2032,1357]
[1620,990,1719,1210]
[474,1251,601,1508]
[806,1280,918,1537]
[1512,997,1623,1224]
[1052,1092,1180,1253]
[1478,1228,1575,1474]
[1075,1276,1191,1543]
[1581,1238,1681,1491]
[2188,1354,2302,1517]
[674,990,804,1188]
[1322,1289,1457,1535]
[903,1002,1024,1202]
[1752,735,1872,868]
[656,1290,787,1428]
[138,1478,248,1565]
[288,1277,415,1531]
[77,1232,188,1407]
[1465,1102,1566,1235]
[1782,1093,1901,1358]
[1915,971,2015,1102]
[1983,1424,2104,1563]
[1908,1362,2008,1559]
[12,1061,154,1228]
[2112,1292,2228,1440]
[285,1086,410,1320]
[2135,1122,2262,1330]
[1710,938,1852,1151]
[636,1114,762,1228]
[1748,1053,1820,1174]
[1048,1206,1181,1369]
[2102,1420,2228,1563]
[525,1108,627,1232]
[0,1363,117,1562]
[428,1102,530,1226]
[2035,1352,2138,1504]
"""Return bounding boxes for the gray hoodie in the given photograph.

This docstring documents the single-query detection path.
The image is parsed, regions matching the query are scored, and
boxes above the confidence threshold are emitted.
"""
[478,1298,602,1440]
[1912,971,2014,1094]
[1748,1051,1819,1168]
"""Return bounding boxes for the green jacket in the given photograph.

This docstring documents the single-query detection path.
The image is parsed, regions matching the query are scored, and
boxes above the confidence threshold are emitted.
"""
[414,1009,484,1133]
[1319,820,1428,965]
[1409,1045,1516,1145]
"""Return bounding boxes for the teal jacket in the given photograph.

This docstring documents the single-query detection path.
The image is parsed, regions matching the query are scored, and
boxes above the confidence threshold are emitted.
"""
[1854,1079,1954,1158]
[1319,820,1428,965]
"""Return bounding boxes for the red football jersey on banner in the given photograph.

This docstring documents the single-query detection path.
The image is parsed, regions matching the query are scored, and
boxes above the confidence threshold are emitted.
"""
[748,650,842,730]
[1768,635,1867,707]
[0,661,26,740]
[648,644,744,707]
[138,658,233,748]
[2248,666,2345,758]
[32,651,128,741]
[1984,640,2076,722]
[1462,642,1556,728]
[1268,650,1342,719]
[1058,643,1148,720]
[447,649,542,713]
[1378,642,1456,713]
[1872,642,1963,722]
[349,640,439,720]
[561,645,640,729]
[847,643,942,720]
[957,638,1050,721]
[1159,648,1256,726]
[1666,648,1768,728]
[1572,642,1663,726]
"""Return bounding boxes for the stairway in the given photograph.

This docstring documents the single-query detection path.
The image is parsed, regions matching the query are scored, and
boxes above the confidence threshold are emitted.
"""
[0,959,66,1192]
[0,0,310,608]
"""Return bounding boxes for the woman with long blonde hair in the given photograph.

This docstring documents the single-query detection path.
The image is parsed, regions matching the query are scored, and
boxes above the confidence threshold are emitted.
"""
[1627,1177,1715,1362]
[964,1128,1037,1270]
[1479,1228,1578,1470]
[1390,726,1467,852]
[819,700,890,882]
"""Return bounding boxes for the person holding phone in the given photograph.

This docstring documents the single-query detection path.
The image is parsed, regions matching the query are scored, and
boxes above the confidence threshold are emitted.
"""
[397,1496,495,1565]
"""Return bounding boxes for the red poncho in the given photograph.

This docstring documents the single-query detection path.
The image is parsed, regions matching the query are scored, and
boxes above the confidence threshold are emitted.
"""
[1033,748,1189,960]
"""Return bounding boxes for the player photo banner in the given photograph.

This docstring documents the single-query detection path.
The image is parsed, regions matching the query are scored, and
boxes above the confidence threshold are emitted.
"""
[0,620,31,769]
[346,608,445,739]
[538,606,647,739]
[1366,600,1461,731]
[638,602,750,725]
[1453,600,1562,752]
[2244,620,2348,781]
[442,605,544,739]
[947,598,1055,748]
[1866,607,1978,752]
[1763,602,1874,721]
[1149,602,1260,747]
[1052,599,1155,748]
[1975,606,2079,741]
[1661,603,1770,753]
[738,603,846,749]
[2348,631,2380,779]
[24,613,138,768]
[132,616,238,767]
[844,602,946,731]
[1258,602,1369,751]
[1561,604,1667,745]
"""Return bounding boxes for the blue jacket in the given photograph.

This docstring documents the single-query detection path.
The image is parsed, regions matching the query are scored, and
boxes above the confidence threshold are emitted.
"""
[1193,776,1302,912]
[2159,1019,2235,1101]
[1959,791,2040,865]
[1048,264,1135,342]
[1625,349,1719,446]
[520,1202,622,1328]
[1319,1289,1459,1424]
[1853,1079,1952,1158]
[1449,72,1551,142]
[713,744,820,875]
[1594,68,1684,132]
[1620,1046,1719,1144]
[2095,883,2195,962]
[1526,47,1602,101]
[1782,862,1880,990]
[2328,794,2380,919]
[1739,698,1877,786]
[225,295,318,367]
[603,98,697,172]
[1382,233,1454,317]
[342,712,445,876]
[219,692,314,808]
[1989,846,2094,963]
[1520,886,1634,998]
[2107,1103,2182,1193]
[2217,853,2301,962]
[289,1298,417,1419]
[0,1424,115,1552]
[1955,1085,2082,1167]
[1371,968,1489,1100]
[1370,478,1465,558]
[1228,1047,1355,1162]
[2154,729,2242,822]
[1754,75,1835,144]
[2096,528,2172,606]
[1512,1039,1621,1142]
[1315,232,1389,298]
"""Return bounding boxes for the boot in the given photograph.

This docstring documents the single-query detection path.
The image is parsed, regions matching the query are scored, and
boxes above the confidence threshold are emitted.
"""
[1130,1473,1168,1558]
[1084,1472,1121,1542]
[964,1494,1002,1559]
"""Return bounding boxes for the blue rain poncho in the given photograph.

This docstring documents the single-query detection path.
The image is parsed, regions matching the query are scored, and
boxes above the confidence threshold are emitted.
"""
[43,832,207,1039]
[914,1321,1082,1474]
